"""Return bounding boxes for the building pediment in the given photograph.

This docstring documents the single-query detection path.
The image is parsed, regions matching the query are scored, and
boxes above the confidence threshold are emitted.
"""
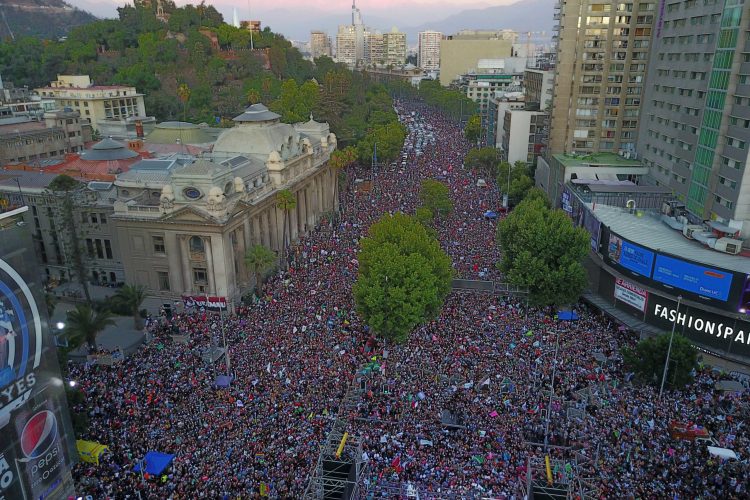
[161,205,218,224]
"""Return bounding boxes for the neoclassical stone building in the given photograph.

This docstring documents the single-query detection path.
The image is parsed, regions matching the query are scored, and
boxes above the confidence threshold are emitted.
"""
[112,104,338,306]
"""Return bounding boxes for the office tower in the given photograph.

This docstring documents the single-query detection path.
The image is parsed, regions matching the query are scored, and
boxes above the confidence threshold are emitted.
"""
[439,30,516,85]
[548,1,656,154]
[418,30,442,70]
[638,0,750,232]
[310,30,332,59]
[383,28,407,66]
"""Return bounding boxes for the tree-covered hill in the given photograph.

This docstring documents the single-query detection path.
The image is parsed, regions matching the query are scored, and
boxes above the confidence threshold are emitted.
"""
[0,1,406,153]
[0,0,97,40]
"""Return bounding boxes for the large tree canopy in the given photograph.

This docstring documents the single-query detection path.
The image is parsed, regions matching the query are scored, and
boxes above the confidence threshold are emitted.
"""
[355,213,452,343]
[497,196,589,307]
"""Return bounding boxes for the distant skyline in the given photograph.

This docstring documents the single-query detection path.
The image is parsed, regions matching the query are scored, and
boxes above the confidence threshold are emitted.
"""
[67,0,515,27]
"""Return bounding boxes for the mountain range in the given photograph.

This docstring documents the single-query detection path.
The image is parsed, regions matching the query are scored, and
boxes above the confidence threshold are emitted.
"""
[260,0,557,42]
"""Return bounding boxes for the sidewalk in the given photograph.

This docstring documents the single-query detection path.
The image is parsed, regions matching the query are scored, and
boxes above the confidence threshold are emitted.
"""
[50,284,146,362]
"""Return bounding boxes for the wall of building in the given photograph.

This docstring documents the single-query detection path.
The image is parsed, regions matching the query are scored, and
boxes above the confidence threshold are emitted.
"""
[439,39,513,85]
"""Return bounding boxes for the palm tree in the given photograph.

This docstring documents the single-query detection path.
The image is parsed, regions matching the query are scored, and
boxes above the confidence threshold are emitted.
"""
[114,284,147,330]
[64,304,115,353]
[177,83,191,122]
[276,189,297,265]
[244,244,276,294]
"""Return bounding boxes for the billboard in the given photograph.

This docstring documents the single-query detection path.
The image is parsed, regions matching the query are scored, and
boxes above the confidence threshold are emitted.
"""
[739,275,750,312]
[646,294,750,359]
[607,233,655,277]
[181,295,227,311]
[614,278,648,312]
[652,255,733,301]
[0,208,77,500]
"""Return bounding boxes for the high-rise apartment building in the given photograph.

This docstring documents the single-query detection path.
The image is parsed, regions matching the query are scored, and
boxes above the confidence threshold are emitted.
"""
[310,30,332,59]
[384,28,407,66]
[365,32,386,65]
[638,0,750,234]
[418,30,442,70]
[336,25,358,66]
[548,1,656,155]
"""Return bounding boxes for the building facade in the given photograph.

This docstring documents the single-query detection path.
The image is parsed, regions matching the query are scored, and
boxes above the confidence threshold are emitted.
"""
[439,30,516,85]
[383,28,407,66]
[0,109,91,165]
[365,32,386,66]
[336,26,358,66]
[637,0,750,238]
[524,68,554,111]
[499,108,548,166]
[35,75,155,138]
[112,104,338,305]
[310,30,332,59]
[549,0,655,155]
[418,31,442,71]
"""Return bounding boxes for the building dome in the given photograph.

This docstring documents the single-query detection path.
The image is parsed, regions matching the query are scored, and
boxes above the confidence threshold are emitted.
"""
[232,103,281,124]
[80,138,139,161]
[146,121,215,145]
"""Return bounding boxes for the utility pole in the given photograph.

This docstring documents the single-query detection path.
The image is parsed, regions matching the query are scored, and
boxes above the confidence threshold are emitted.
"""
[543,324,561,452]
[659,295,682,399]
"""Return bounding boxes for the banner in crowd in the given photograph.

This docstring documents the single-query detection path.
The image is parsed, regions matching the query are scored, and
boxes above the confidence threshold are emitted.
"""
[0,208,77,500]
[614,278,648,312]
[181,295,228,311]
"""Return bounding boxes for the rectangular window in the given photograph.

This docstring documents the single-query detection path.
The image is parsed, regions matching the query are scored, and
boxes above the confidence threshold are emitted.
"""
[90,213,98,224]
[95,239,104,259]
[86,238,94,258]
[158,271,170,291]
[100,212,107,224]
[152,235,166,254]
[193,268,208,284]
[104,240,113,260]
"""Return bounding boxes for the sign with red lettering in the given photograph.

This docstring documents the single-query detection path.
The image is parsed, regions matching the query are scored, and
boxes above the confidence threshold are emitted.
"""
[181,295,227,311]
[614,278,648,312]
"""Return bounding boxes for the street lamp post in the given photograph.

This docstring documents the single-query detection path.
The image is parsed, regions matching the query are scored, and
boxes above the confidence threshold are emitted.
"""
[659,295,682,399]
[543,327,561,452]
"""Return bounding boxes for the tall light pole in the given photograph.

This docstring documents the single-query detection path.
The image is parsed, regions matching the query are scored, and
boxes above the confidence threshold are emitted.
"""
[659,295,682,399]
[543,325,561,452]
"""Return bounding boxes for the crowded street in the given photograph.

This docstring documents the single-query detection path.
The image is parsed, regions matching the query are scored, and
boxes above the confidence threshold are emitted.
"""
[70,101,749,499]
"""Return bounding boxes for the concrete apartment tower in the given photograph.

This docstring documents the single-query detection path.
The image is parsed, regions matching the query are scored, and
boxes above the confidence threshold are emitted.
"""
[637,0,750,235]
[548,1,656,154]
[310,30,332,59]
[418,30,442,71]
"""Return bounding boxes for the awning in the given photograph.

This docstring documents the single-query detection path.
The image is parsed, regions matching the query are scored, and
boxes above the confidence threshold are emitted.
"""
[557,311,579,321]
[707,446,738,460]
[76,440,109,465]
[134,451,175,476]
[215,375,233,388]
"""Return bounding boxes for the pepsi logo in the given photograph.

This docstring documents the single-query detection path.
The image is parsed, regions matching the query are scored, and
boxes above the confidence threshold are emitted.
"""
[20,410,58,459]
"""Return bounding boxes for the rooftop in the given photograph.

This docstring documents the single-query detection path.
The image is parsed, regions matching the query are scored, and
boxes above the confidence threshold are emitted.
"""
[554,152,642,168]
[591,204,749,274]
[232,104,281,123]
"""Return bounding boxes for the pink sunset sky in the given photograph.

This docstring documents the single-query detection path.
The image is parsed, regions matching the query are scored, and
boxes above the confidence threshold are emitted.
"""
[68,0,515,22]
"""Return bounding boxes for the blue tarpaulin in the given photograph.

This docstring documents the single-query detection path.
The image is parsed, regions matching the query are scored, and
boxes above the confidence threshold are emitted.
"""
[215,375,233,388]
[557,311,579,321]
[484,211,498,219]
[134,451,175,475]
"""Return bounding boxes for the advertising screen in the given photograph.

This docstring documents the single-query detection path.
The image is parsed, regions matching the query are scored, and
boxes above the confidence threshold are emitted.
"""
[0,208,77,500]
[652,254,733,301]
[739,275,750,312]
[608,234,655,276]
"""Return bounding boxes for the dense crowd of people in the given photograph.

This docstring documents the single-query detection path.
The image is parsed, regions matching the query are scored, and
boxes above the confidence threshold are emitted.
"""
[70,100,748,499]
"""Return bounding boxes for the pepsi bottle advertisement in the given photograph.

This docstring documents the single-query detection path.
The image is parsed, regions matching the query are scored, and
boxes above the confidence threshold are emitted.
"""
[0,208,77,500]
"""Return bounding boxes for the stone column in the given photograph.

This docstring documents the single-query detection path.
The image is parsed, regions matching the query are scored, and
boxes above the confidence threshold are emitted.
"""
[252,215,261,247]
[180,235,192,295]
[261,211,270,249]
[204,236,215,294]
[306,184,315,228]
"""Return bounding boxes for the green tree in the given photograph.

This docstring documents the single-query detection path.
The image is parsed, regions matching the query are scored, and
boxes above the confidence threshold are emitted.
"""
[419,179,453,218]
[113,284,146,330]
[246,89,261,105]
[497,196,589,307]
[498,161,535,206]
[244,244,277,293]
[276,189,297,265]
[329,146,357,210]
[354,243,440,344]
[177,83,191,122]
[464,147,501,177]
[465,114,482,143]
[623,333,698,389]
[47,175,91,304]
[355,213,452,343]
[64,304,115,352]
[357,121,407,165]
[415,206,434,225]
